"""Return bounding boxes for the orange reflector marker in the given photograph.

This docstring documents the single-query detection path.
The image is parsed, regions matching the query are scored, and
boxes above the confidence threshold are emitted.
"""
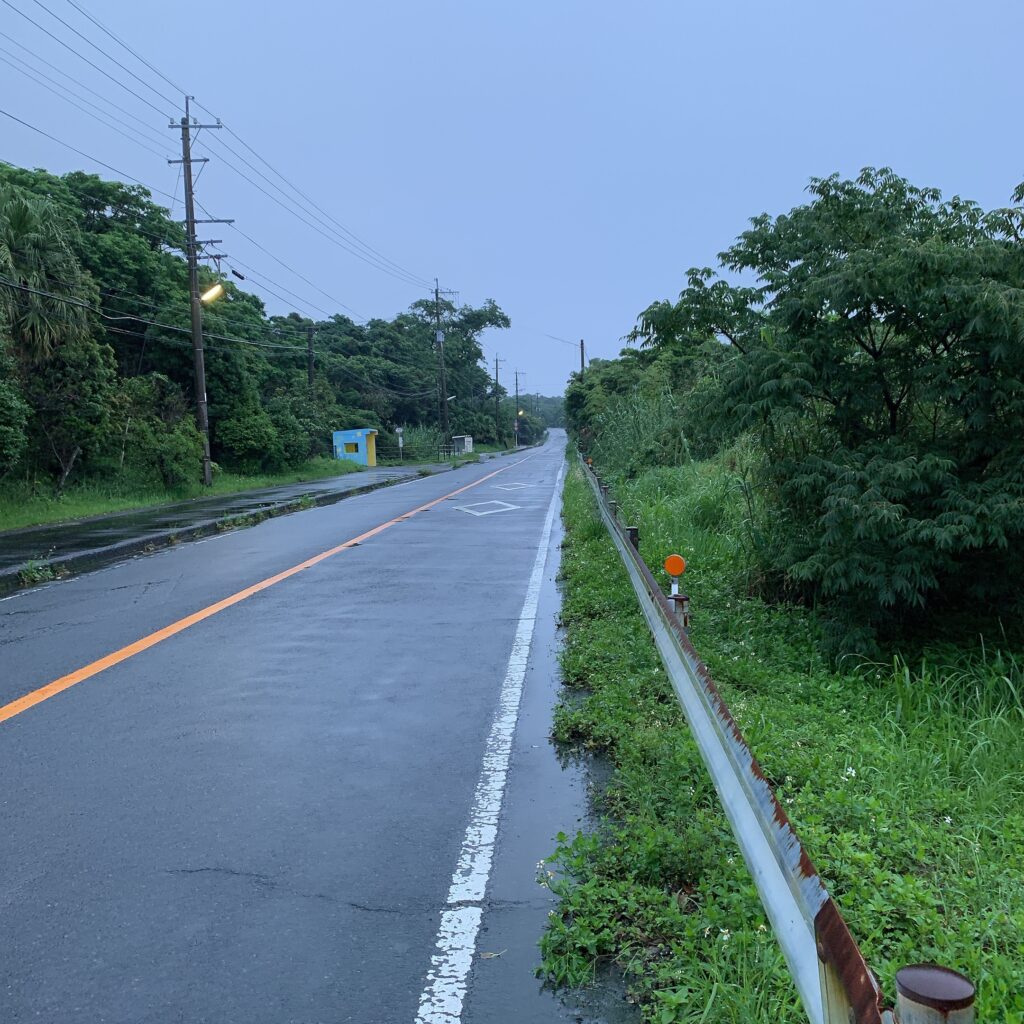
[664,553,686,577]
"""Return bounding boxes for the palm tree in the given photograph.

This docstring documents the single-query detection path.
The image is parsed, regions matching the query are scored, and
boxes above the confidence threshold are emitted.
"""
[0,186,91,363]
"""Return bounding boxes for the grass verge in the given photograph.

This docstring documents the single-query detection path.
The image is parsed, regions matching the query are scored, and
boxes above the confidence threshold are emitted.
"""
[542,460,1023,1022]
[0,457,361,531]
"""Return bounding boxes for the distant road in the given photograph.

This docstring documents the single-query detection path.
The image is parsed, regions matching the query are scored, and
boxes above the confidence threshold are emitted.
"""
[0,432,574,1023]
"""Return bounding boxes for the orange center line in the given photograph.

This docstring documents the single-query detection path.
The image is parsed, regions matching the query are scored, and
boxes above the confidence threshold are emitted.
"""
[0,455,535,726]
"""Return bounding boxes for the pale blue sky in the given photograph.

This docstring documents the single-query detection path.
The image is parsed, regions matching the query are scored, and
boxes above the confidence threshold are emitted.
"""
[2,0,1022,393]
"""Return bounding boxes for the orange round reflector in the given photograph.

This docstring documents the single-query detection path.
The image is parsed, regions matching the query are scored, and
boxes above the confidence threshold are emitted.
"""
[664,554,686,577]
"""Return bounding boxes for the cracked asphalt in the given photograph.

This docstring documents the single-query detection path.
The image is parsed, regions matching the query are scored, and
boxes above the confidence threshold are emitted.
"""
[0,431,606,1024]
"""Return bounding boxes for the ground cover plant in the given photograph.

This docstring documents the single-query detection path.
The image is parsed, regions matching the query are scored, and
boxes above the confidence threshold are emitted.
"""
[0,455,358,531]
[542,461,1024,1022]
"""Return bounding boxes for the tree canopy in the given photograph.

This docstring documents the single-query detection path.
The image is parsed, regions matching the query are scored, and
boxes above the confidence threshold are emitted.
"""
[0,163,555,494]
[570,168,1024,648]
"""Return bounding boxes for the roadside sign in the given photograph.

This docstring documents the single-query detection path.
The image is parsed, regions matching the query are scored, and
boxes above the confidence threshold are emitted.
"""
[664,554,686,577]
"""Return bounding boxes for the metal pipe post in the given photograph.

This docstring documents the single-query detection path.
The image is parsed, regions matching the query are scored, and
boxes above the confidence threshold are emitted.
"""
[895,966,974,1024]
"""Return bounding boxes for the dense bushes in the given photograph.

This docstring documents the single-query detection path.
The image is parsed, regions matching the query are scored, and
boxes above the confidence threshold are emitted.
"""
[569,168,1024,651]
[546,464,1024,1022]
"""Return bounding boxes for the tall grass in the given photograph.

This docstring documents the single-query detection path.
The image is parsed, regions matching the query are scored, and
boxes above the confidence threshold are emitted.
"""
[589,390,691,479]
[545,461,1024,1022]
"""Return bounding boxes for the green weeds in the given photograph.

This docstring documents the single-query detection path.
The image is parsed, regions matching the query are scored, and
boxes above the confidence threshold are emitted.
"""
[0,456,359,532]
[17,558,60,586]
[544,461,1024,1022]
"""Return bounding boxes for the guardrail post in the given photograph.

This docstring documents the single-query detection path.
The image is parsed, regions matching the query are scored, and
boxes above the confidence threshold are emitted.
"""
[626,526,639,549]
[895,965,975,1024]
[668,593,690,630]
[609,500,619,520]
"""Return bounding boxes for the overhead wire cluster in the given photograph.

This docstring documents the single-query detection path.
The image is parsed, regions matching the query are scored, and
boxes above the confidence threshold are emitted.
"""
[0,0,451,400]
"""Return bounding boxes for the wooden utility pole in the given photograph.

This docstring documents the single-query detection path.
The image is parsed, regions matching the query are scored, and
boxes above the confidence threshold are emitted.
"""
[434,278,450,442]
[494,354,504,446]
[514,370,521,448]
[580,338,585,375]
[170,96,229,486]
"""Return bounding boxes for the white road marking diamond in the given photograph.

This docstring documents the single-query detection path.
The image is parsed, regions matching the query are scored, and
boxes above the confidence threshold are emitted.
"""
[453,500,520,517]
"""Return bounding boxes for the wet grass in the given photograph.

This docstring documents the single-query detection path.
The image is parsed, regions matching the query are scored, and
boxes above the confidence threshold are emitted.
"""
[542,461,1024,1022]
[0,457,361,531]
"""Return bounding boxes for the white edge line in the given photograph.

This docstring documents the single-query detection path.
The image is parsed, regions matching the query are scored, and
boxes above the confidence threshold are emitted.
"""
[413,461,564,1024]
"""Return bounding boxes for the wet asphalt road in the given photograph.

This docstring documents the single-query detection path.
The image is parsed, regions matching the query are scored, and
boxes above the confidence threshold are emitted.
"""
[0,464,429,573]
[0,432,596,1024]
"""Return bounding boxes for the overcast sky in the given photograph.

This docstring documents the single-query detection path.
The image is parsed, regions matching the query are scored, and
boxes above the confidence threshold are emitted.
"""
[2,0,1022,394]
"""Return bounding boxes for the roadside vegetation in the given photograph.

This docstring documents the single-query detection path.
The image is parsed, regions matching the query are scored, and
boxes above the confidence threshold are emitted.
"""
[0,455,360,532]
[0,164,562,520]
[546,169,1024,1021]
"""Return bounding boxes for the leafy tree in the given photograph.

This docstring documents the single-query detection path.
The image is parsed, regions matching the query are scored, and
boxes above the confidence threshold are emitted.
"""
[23,334,116,489]
[621,168,1024,648]
[0,185,93,363]
[0,332,28,476]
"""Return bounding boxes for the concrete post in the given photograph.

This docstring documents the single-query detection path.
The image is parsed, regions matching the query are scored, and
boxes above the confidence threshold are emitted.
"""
[895,965,974,1024]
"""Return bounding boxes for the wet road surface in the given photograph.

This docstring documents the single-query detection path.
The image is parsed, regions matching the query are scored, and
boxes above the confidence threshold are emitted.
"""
[0,431,610,1024]
[0,463,432,574]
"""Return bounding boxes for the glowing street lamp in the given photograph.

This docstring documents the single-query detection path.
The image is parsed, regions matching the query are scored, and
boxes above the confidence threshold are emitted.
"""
[200,282,224,304]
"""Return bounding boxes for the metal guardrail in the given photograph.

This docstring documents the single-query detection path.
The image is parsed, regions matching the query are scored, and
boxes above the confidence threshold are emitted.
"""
[577,452,975,1024]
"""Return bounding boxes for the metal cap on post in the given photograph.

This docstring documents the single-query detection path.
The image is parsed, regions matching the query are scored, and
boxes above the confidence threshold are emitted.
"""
[895,965,974,1024]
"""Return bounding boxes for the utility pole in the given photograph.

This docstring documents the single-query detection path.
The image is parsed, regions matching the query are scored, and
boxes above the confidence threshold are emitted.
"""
[494,354,504,446]
[169,96,230,486]
[307,325,315,395]
[580,338,586,375]
[514,370,522,448]
[434,278,452,443]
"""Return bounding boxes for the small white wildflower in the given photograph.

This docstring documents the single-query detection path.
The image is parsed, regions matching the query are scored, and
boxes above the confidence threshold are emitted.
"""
[844,767,857,779]
[944,816,953,825]
[757,923,768,932]
[719,929,731,942]
[704,927,711,938]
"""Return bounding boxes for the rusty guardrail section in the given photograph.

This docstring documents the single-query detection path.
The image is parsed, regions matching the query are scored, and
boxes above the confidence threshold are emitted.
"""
[577,452,976,1024]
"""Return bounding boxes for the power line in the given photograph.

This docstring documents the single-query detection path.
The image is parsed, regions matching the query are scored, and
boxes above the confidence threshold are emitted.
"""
[218,123,432,288]
[213,212,369,321]
[0,0,171,118]
[0,50,169,159]
[0,155,372,334]
[0,277,440,397]
[28,0,177,109]
[0,110,177,200]
[0,30,169,142]
[23,2,430,289]
[61,0,188,97]
[194,133,430,289]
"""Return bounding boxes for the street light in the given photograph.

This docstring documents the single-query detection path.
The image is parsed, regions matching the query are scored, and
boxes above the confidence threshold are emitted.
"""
[200,282,224,304]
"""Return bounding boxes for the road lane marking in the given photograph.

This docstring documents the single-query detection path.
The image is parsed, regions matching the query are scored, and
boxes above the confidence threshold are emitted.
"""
[414,462,564,1024]
[0,457,536,727]
[452,500,520,516]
